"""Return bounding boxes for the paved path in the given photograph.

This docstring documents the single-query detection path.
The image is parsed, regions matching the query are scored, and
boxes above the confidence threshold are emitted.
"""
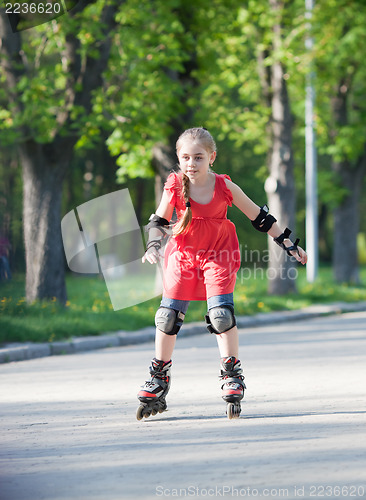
[1,311,365,500]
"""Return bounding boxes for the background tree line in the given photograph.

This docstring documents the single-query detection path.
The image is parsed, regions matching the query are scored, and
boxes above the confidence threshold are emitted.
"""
[0,0,365,305]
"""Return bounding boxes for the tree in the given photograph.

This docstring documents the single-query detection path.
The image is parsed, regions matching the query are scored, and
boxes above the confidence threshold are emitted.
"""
[104,0,191,194]
[1,0,198,304]
[313,0,366,283]
[0,1,120,303]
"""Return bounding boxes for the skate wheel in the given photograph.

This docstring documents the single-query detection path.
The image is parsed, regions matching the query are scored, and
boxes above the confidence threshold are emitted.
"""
[158,400,167,413]
[136,399,168,420]
[136,404,152,420]
[136,405,145,421]
[227,403,241,419]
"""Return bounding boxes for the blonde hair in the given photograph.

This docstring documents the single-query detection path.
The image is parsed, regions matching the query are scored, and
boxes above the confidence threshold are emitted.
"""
[173,128,216,237]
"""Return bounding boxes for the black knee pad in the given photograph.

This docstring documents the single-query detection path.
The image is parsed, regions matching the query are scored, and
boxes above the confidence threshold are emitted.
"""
[155,307,185,336]
[205,305,236,334]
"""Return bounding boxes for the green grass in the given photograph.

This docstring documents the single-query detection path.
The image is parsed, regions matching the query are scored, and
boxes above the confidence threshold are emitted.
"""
[1,266,366,345]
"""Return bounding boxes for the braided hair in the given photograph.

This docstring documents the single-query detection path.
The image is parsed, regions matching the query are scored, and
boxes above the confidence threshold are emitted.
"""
[173,128,216,237]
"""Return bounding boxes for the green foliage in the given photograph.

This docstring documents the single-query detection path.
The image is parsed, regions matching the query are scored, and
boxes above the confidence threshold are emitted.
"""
[358,234,366,265]
[0,2,104,144]
[104,0,190,182]
[318,170,350,209]
[193,2,267,147]
[313,0,366,163]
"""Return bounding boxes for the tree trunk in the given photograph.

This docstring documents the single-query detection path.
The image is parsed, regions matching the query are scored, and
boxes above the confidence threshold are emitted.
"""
[129,177,146,269]
[332,156,366,283]
[20,141,69,303]
[265,0,297,295]
[152,142,176,206]
[331,82,366,283]
[151,142,176,294]
[318,203,331,262]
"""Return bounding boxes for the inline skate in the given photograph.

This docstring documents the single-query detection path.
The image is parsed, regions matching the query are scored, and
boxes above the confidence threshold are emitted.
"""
[220,356,246,419]
[136,358,172,420]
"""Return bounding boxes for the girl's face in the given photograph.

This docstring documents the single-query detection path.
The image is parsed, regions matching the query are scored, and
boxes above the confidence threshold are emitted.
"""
[177,140,216,182]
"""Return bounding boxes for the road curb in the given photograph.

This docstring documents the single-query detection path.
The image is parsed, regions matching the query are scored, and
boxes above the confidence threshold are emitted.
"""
[1,301,366,364]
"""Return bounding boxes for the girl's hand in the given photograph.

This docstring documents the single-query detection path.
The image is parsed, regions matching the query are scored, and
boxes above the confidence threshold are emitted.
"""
[142,246,160,264]
[290,245,307,265]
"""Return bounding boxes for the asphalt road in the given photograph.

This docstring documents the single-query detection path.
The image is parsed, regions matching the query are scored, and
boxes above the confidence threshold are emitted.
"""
[1,311,366,500]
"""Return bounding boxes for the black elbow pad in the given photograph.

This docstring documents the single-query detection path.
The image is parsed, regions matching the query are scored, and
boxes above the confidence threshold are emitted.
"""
[251,205,277,232]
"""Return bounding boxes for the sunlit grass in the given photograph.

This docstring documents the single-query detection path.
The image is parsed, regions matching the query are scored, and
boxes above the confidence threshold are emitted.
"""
[0,266,365,344]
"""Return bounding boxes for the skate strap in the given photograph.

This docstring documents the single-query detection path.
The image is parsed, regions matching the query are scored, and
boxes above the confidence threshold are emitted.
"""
[220,376,245,389]
[145,377,167,389]
[219,366,243,379]
[220,373,244,381]
[149,362,170,381]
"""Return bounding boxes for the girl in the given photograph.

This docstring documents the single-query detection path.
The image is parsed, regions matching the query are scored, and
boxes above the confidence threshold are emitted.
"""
[137,127,307,420]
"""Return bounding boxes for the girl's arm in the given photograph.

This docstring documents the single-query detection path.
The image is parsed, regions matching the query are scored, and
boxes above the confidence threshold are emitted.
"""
[225,178,307,265]
[142,191,174,264]
[155,190,175,221]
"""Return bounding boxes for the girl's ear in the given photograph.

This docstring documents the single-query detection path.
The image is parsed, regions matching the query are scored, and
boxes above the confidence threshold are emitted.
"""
[210,151,217,165]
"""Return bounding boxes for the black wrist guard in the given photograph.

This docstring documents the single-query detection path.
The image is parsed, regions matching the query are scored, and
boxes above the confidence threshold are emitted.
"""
[146,214,170,231]
[145,214,170,252]
[274,228,300,257]
[251,205,277,232]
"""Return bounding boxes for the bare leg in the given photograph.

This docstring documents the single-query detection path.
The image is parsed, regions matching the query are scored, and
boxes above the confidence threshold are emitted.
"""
[215,325,239,358]
[155,328,176,362]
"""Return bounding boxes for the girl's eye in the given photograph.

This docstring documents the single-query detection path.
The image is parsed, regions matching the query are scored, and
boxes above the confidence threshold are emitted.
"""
[181,155,203,161]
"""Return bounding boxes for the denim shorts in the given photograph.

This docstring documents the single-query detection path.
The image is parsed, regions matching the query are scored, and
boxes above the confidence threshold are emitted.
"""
[160,293,234,315]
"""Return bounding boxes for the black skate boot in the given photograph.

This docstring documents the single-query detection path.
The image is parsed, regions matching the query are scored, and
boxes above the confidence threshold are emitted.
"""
[136,358,172,420]
[219,356,246,419]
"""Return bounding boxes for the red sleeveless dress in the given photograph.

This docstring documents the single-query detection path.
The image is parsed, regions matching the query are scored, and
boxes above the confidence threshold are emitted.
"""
[162,172,241,301]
